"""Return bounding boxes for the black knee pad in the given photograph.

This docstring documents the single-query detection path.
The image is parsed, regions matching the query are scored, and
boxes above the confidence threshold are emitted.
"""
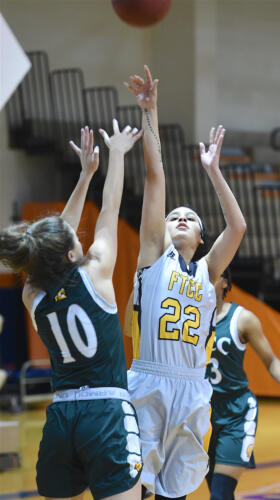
[210,473,237,500]
[142,485,148,499]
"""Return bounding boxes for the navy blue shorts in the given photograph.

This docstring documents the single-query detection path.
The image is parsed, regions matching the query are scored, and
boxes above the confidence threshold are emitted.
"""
[36,399,142,499]
[208,389,258,469]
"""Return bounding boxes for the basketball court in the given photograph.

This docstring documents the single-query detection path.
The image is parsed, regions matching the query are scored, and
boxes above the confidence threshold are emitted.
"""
[0,1,280,499]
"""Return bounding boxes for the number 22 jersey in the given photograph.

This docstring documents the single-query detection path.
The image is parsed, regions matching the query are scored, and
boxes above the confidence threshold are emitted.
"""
[132,244,216,368]
[31,267,127,391]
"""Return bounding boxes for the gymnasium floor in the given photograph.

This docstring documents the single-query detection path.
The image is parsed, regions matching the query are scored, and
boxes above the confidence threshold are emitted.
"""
[0,398,279,500]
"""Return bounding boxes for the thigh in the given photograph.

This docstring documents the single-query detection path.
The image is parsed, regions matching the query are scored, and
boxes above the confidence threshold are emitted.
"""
[102,477,141,500]
[76,399,142,500]
[214,463,245,481]
[157,379,211,497]
[128,371,172,494]
[36,403,87,498]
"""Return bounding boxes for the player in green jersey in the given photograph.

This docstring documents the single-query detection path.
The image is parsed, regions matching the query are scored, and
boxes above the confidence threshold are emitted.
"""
[206,267,280,500]
[0,120,143,500]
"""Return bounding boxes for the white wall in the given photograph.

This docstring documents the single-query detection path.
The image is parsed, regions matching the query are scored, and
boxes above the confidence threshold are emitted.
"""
[217,0,280,132]
[152,0,195,142]
[1,0,280,228]
[0,0,154,228]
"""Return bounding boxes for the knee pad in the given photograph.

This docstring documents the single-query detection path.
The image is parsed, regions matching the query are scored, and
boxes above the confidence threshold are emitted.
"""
[210,473,237,500]
[155,496,186,500]
[206,470,213,490]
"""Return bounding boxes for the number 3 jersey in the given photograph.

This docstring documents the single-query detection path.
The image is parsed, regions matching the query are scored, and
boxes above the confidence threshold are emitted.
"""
[132,244,216,368]
[206,302,249,394]
[31,267,127,391]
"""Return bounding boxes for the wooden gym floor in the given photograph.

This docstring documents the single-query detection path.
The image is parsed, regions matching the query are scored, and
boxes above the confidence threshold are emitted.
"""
[0,398,279,500]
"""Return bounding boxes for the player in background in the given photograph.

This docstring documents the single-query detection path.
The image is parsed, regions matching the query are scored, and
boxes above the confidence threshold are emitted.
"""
[123,66,246,500]
[0,121,143,500]
[206,267,280,500]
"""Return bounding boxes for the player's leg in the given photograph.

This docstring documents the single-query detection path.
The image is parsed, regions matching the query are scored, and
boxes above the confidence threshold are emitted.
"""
[45,494,85,500]
[155,379,211,500]
[155,495,186,500]
[37,404,88,500]
[101,477,141,499]
[209,391,258,499]
[85,399,142,500]
[209,464,244,500]
[0,368,7,390]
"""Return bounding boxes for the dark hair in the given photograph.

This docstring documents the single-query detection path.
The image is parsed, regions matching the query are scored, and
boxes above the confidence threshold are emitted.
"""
[0,217,85,291]
[221,267,232,297]
[192,227,210,261]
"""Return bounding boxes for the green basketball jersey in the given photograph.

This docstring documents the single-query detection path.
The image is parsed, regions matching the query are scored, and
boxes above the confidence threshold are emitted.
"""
[206,302,248,394]
[31,267,127,391]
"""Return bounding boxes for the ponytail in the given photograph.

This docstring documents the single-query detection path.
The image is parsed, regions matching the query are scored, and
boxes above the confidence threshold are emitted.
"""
[0,222,36,273]
[0,217,84,291]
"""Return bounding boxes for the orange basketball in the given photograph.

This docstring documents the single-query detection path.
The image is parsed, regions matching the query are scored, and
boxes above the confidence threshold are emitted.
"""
[112,0,173,28]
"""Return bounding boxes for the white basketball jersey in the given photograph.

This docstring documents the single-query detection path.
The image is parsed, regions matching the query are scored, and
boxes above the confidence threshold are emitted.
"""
[132,245,216,368]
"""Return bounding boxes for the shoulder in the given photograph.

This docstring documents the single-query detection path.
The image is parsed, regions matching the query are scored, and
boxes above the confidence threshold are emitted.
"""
[79,263,116,307]
[237,307,262,339]
[138,244,175,273]
[238,308,260,328]
[22,280,42,313]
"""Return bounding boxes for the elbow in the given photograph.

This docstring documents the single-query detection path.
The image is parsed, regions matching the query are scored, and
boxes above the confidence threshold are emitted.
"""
[235,216,247,238]
[269,358,280,384]
[240,218,247,236]
[228,217,246,241]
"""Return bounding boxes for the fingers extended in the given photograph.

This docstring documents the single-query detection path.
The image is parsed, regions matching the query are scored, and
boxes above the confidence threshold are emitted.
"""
[113,118,120,134]
[99,128,110,143]
[69,140,81,156]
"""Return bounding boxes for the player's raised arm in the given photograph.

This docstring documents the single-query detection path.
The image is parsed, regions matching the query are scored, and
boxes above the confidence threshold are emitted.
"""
[200,126,247,283]
[124,65,166,269]
[62,126,99,231]
[86,119,143,282]
[124,290,133,338]
[238,309,280,383]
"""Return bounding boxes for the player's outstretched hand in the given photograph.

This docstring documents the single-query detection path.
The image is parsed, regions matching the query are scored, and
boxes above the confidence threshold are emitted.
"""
[124,65,159,110]
[69,126,99,177]
[99,118,143,154]
[199,125,225,174]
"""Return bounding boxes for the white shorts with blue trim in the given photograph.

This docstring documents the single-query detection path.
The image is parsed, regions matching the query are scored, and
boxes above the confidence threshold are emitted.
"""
[128,359,213,497]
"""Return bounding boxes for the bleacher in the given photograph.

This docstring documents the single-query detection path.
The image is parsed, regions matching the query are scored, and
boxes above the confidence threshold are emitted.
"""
[5,50,280,311]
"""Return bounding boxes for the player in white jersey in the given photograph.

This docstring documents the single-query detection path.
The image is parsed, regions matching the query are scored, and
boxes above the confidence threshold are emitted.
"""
[124,66,247,499]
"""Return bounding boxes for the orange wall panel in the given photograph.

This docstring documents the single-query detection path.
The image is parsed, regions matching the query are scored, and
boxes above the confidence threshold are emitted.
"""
[21,201,280,396]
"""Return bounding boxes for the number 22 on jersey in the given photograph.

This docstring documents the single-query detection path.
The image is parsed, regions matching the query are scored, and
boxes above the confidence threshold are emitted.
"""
[158,297,200,345]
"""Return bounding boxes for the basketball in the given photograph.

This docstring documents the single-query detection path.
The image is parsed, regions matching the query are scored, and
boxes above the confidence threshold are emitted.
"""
[111,0,173,28]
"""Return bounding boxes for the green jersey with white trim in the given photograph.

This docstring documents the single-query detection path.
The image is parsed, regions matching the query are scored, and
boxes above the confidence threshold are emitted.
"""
[206,302,248,394]
[31,267,127,391]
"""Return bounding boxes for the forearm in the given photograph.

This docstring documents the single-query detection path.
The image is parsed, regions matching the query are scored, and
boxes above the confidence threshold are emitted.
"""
[142,106,163,175]
[61,172,93,231]
[208,169,246,232]
[269,358,280,383]
[102,149,124,213]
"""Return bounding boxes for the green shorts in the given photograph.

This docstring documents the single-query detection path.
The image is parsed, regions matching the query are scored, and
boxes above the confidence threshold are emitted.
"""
[208,389,258,470]
[36,398,142,499]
